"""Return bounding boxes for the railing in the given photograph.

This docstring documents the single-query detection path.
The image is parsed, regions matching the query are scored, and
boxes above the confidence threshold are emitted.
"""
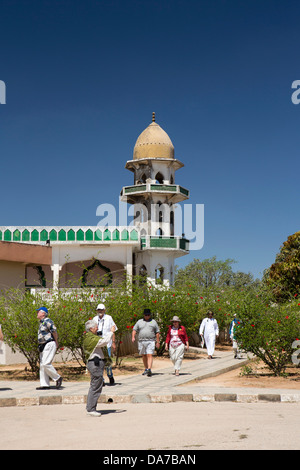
[141,236,189,251]
[121,183,189,199]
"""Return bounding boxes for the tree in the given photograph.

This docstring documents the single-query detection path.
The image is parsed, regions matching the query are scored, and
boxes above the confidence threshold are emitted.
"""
[175,256,236,288]
[175,256,260,290]
[230,271,259,290]
[267,231,300,301]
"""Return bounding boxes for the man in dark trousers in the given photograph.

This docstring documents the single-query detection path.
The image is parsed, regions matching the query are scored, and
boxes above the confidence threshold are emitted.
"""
[83,319,116,416]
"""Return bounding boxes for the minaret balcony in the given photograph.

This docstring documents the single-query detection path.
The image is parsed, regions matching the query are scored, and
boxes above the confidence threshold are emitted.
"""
[140,235,189,253]
[120,183,189,203]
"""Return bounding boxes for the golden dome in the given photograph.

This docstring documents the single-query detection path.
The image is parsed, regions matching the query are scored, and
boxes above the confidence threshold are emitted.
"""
[133,113,174,160]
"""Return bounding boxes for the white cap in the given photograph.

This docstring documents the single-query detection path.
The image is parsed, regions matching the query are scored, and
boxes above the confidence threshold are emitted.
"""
[96,303,105,310]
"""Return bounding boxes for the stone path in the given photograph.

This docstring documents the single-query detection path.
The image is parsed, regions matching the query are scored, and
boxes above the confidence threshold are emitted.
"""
[1,350,300,406]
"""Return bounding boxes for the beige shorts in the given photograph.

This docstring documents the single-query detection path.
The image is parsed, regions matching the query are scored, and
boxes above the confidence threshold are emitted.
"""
[138,340,155,355]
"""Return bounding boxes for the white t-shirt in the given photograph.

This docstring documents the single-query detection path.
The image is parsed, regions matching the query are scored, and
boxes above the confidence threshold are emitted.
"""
[92,314,117,348]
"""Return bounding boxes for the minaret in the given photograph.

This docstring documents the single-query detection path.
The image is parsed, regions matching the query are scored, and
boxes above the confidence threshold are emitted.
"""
[121,114,189,285]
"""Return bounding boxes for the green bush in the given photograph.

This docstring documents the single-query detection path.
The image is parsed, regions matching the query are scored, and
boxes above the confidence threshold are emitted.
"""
[48,288,98,365]
[233,294,300,375]
[0,289,45,374]
[1,275,299,377]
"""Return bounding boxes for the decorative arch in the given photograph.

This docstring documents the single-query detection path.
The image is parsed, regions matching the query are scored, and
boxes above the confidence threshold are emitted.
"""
[139,264,147,276]
[155,172,164,184]
[138,264,147,286]
[81,259,112,287]
[170,210,174,236]
[155,265,164,284]
[25,265,46,288]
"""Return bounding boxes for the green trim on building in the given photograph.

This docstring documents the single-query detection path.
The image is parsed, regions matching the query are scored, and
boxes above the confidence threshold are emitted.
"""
[67,229,75,241]
[0,227,140,244]
[150,237,177,248]
[13,229,21,241]
[122,183,189,198]
[22,229,30,241]
[150,184,177,192]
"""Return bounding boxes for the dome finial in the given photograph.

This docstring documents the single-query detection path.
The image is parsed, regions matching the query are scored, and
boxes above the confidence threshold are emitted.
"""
[152,112,155,122]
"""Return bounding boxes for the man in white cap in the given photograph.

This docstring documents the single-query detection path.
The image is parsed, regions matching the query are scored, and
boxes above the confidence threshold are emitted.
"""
[93,303,117,385]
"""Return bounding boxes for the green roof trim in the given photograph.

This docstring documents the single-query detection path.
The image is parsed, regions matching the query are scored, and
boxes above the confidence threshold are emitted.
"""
[0,227,141,244]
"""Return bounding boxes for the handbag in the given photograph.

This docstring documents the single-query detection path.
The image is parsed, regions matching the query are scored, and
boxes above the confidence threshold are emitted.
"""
[38,339,54,352]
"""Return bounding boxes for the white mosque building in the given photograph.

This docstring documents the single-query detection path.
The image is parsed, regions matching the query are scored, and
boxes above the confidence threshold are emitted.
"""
[0,114,190,293]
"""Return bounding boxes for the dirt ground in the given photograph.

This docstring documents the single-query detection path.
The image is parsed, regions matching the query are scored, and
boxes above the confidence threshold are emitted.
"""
[190,361,300,390]
[188,346,300,390]
[0,351,188,382]
[1,346,300,389]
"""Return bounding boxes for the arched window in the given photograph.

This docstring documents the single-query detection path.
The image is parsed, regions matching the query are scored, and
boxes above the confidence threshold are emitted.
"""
[82,259,112,287]
[170,210,174,236]
[133,203,146,223]
[155,265,164,284]
[139,264,147,286]
[154,201,163,223]
[139,265,147,276]
[137,173,147,184]
[156,228,163,236]
[155,172,164,184]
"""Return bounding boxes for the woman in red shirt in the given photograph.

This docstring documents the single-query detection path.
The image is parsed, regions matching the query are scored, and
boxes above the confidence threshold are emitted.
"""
[165,316,189,376]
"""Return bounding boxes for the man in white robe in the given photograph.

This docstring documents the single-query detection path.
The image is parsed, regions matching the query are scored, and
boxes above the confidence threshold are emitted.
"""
[199,310,219,359]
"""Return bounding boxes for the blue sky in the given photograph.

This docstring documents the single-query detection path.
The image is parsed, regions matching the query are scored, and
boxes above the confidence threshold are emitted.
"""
[1,0,300,279]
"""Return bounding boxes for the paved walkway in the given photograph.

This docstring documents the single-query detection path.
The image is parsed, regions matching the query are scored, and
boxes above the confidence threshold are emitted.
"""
[1,350,300,407]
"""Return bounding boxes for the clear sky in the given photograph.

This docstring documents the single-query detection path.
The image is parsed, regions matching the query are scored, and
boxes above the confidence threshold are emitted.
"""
[1,0,300,280]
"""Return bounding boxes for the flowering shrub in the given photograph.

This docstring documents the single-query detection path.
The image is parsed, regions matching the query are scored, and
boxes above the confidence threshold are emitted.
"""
[102,279,202,358]
[1,274,299,376]
[49,288,97,365]
[0,289,44,374]
[233,293,300,375]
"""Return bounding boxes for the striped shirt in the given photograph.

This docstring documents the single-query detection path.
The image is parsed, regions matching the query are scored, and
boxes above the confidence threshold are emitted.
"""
[38,317,57,344]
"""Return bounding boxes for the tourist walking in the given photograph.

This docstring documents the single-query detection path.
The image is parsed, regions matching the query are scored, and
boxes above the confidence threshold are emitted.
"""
[36,307,62,390]
[199,310,219,359]
[229,314,242,359]
[93,303,117,385]
[83,319,116,417]
[165,316,189,375]
[0,324,3,356]
[132,308,160,377]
